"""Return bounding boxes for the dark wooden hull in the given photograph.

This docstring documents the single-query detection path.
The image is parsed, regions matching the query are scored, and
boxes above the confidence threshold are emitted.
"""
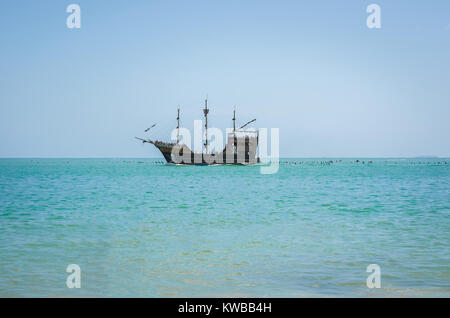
[154,143,259,165]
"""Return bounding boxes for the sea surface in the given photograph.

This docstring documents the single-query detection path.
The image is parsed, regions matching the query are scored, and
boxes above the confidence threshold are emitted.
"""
[0,158,449,297]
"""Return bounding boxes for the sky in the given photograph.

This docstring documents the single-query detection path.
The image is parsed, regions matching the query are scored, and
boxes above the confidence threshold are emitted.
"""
[0,0,449,158]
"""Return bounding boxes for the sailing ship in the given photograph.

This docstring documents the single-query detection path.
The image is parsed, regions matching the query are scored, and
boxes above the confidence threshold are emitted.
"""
[136,99,259,165]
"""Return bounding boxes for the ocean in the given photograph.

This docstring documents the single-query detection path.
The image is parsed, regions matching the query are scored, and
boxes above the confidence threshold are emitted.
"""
[0,158,449,297]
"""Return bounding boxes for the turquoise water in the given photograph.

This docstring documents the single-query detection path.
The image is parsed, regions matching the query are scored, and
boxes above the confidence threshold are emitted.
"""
[0,158,449,297]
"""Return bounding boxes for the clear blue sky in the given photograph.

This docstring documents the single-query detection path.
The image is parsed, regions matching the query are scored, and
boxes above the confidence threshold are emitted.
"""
[1,0,449,158]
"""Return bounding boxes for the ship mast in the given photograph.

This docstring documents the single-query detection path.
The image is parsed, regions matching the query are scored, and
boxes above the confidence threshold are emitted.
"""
[203,98,209,153]
[176,105,180,144]
[232,106,236,132]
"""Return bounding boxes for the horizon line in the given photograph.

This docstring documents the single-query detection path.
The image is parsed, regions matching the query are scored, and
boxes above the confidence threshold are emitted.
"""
[0,156,447,160]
